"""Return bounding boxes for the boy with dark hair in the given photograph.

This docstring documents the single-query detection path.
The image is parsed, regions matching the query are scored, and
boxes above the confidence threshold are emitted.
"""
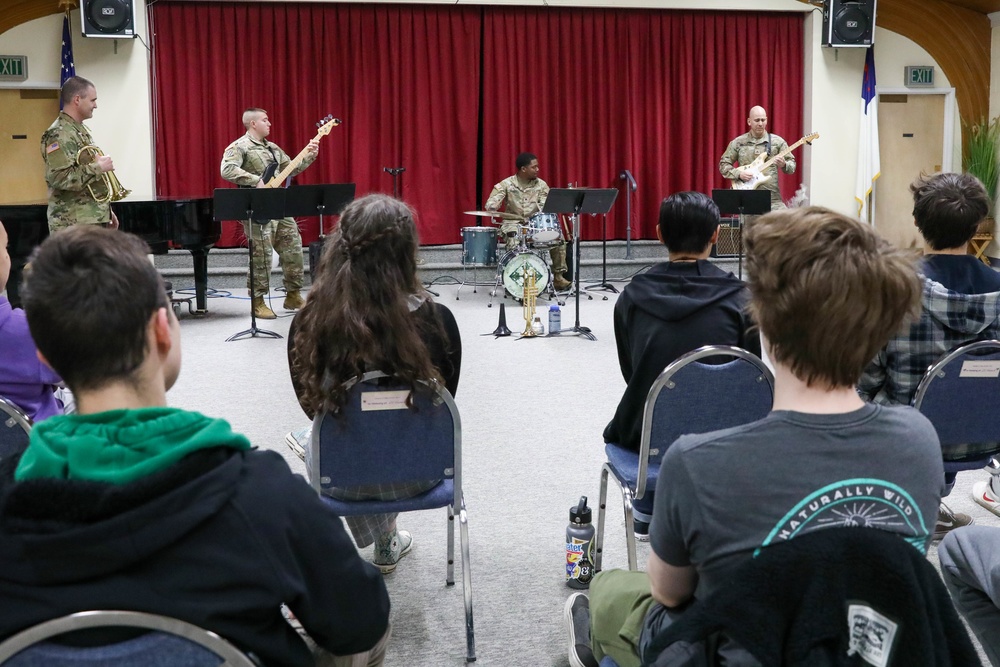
[858,171,1000,524]
[568,207,943,667]
[0,226,391,667]
[603,191,758,537]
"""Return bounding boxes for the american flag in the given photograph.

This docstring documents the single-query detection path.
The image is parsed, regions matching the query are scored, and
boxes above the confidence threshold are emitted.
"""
[60,12,75,108]
[855,47,880,223]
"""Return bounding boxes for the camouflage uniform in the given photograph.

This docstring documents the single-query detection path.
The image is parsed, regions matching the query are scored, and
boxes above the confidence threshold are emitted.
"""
[220,133,315,297]
[485,175,568,277]
[40,111,112,232]
[719,131,795,211]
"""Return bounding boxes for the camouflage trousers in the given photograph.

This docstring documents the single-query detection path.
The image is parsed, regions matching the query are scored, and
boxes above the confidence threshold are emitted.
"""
[241,217,304,298]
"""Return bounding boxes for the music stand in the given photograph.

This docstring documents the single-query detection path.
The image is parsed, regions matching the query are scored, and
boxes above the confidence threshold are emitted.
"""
[214,188,287,342]
[543,188,618,341]
[712,189,769,280]
[284,183,356,237]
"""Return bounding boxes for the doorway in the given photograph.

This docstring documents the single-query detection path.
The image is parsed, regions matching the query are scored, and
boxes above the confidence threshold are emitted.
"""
[0,88,59,204]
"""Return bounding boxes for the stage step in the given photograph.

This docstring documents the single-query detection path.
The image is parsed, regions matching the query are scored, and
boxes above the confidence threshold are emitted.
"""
[154,240,745,292]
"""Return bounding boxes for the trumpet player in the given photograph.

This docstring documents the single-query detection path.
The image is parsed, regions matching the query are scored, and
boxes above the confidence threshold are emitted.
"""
[40,76,120,232]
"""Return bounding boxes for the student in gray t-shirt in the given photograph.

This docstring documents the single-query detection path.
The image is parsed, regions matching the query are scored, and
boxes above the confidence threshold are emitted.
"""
[566,207,945,667]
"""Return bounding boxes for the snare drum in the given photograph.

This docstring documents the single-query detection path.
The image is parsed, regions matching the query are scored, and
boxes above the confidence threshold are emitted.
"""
[461,227,498,266]
[499,250,551,299]
[527,213,561,244]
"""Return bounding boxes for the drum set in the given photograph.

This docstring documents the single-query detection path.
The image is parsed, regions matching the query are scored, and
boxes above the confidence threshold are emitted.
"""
[460,210,564,302]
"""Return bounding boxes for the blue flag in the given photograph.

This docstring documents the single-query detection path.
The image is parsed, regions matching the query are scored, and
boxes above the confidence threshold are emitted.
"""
[60,12,75,108]
[855,47,880,222]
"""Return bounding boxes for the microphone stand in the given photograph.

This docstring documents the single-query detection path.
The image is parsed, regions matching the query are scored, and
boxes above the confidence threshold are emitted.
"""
[620,170,637,259]
[384,167,405,199]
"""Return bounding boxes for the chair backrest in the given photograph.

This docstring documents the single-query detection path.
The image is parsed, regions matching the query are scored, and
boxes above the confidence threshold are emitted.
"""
[0,396,32,464]
[636,346,774,498]
[0,610,258,666]
[310,371,460,499]
[912,339,1000,462]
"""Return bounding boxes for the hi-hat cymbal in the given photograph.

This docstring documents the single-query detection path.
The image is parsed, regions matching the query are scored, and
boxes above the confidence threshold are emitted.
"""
[464,210,522,221]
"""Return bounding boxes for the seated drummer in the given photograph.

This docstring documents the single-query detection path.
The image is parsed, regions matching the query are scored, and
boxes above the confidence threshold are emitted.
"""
[486,152,571,291]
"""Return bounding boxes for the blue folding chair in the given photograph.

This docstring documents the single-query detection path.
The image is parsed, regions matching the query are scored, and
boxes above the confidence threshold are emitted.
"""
[0,396,32,465]
[0,610,258,666]
[309,371,475,663]
[596,346,774,572]
[912,340,1000,476]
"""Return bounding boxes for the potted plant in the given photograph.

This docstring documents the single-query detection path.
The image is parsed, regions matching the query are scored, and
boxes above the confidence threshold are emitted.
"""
[962,116,1000,236]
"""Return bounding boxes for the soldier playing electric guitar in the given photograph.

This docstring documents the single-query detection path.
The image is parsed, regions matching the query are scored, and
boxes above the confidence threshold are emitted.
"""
[719,106,796,211]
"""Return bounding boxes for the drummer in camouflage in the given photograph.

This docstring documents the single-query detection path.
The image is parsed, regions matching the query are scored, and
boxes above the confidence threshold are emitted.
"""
[41,76,120,233]
[486,152,571,291]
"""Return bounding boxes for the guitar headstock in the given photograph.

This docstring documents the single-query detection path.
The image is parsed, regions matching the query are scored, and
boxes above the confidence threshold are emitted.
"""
[804,132,819,144]
[315,115,342,137]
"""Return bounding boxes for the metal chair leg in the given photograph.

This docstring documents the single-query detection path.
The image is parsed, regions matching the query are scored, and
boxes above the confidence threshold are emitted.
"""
[622,487,637,571]
[459,499,476,662]
[596,464,611,573]
[446,504,456,585]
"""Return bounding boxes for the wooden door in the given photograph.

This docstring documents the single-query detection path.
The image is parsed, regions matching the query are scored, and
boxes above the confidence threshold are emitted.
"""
[874,93,945,250]
[0,89,59,205]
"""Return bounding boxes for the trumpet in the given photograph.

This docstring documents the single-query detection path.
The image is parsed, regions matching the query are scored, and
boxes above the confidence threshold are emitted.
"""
[76,145,131,203]
[522,270,539,337]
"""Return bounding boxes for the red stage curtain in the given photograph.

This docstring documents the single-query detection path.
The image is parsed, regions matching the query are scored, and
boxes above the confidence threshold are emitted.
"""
[152,2,482,247]
[481,8,804,241]
[151,3,802,246]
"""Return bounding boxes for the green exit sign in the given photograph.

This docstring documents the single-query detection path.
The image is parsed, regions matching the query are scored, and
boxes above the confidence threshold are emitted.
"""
[0,55,27,82]
[905,66,934,88]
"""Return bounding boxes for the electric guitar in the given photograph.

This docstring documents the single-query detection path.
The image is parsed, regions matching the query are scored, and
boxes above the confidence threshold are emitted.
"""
[732,132,819,191]
[259,115,342,188]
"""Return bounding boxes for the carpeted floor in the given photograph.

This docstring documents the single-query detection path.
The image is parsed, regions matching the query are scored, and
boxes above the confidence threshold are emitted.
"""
[166,270,999,666]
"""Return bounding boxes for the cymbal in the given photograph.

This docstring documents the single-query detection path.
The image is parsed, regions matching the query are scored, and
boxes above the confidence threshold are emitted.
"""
[464,210,522,221]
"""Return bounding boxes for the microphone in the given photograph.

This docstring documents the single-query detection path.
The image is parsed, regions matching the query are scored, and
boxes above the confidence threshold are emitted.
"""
[620,170,637,192]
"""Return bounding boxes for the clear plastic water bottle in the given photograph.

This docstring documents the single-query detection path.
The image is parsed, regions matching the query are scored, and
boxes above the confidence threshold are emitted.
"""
[566,496,595,589]
[548,304,561,334]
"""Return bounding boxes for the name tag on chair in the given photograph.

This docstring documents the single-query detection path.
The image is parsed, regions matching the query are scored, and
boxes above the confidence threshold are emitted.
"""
[361,390,411,411]
[959,360,1000,378]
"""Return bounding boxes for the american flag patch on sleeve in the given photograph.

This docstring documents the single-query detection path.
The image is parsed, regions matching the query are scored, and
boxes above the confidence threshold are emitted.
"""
[46,142,60,154]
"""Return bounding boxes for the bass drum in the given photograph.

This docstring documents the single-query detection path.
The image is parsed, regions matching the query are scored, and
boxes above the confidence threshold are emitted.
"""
[499,250,550,300]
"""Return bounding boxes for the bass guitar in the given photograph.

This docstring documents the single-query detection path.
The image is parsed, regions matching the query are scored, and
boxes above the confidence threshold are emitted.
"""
[732,132,819,191]
[259,115,342,188]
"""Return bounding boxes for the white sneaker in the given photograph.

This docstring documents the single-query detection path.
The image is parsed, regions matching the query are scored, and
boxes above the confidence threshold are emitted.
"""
[972,480,1000,518]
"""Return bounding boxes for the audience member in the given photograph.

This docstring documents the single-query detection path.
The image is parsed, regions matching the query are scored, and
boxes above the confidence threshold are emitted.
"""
[0,226,390,667]
[0,219,63,422]
[288,193,461,574]
[603,191,759,539]
[858,172,1000,530]
[939,526,1000,667]
[567,207,944,667]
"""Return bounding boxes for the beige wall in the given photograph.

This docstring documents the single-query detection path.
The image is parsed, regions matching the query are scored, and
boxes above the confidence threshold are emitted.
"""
[0,0,971,226]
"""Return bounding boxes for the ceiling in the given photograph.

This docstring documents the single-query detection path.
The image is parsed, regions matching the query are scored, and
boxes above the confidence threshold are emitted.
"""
[946,0,1000,12]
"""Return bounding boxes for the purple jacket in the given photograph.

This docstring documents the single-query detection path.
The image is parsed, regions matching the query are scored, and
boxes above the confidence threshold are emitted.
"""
[0,297,62,421]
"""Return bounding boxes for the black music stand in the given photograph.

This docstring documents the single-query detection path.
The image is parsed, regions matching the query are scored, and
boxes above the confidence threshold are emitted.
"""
[586,212,617,298]
[384,167,405,199]
[214,188,287,342]
[544,188,618,341]
[285,184,356,283]
[712,189,769,280]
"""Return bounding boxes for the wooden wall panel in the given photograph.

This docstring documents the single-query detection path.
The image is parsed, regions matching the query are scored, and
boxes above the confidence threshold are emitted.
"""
[1,1,63,38]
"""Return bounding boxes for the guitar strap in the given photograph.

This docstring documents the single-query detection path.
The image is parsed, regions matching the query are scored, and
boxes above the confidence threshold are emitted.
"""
[765,132,772,156]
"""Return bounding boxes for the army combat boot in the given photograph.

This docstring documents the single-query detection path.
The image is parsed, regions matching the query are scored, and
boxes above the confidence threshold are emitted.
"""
[283,291,305,311]
[253,297,277,320]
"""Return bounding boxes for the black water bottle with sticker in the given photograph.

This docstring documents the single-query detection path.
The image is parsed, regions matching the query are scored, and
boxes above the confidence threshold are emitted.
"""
[566,496,595,589]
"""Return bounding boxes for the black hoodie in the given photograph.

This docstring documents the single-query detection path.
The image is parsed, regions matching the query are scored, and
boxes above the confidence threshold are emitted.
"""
[604,260,759,452]
[0,446,390,666]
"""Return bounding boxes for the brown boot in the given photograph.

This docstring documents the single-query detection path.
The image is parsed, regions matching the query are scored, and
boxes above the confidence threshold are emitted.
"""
[253,297,277,320]
[283,291,304,311]
[553,275,572,291]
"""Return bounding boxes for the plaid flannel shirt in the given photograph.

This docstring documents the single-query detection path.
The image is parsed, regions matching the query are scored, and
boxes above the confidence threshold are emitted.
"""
[858,278,1000,406]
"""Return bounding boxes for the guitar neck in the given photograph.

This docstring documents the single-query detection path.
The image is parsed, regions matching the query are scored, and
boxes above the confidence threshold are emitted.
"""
[758,135,814,173]
[265,132,321,188]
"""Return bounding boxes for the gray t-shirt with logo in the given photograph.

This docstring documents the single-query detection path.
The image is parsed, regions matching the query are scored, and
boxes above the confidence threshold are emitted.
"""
[650,404,944,600]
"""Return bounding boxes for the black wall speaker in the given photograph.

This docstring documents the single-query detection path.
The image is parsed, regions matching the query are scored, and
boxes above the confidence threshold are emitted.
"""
[81,0,136,39]
[822,0,876,47]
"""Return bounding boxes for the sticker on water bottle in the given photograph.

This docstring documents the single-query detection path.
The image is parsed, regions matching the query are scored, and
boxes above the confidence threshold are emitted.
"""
[566,537,594,584]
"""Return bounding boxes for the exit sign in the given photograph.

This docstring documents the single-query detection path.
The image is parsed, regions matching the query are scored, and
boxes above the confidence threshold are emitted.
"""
[0,55,27,82]
[905,66,935,88]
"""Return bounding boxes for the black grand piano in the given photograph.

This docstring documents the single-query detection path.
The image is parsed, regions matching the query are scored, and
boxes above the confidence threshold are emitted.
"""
[1,198,220,313]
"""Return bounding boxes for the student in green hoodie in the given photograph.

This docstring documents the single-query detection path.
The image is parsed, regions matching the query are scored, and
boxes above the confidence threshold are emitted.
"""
[0,226,391,667]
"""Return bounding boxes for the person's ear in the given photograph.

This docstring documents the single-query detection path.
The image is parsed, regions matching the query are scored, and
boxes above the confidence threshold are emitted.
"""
[711,225,720,243]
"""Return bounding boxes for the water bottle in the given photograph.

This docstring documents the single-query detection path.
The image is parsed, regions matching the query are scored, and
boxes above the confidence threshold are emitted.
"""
[566,496,595,589]
[548,304,561,334]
